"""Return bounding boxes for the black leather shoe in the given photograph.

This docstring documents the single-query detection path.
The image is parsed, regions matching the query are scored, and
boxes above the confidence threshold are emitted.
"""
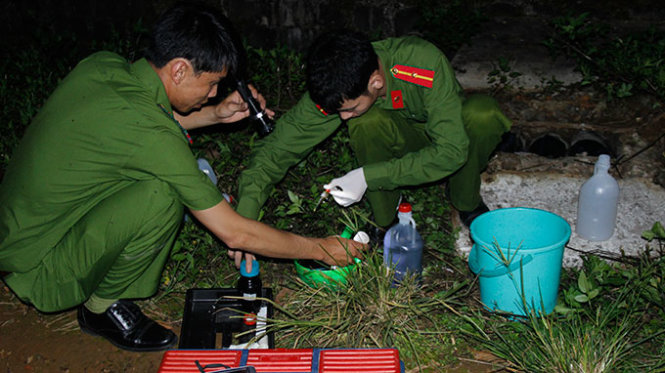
[77,300,177,352]
[459,201,490,228]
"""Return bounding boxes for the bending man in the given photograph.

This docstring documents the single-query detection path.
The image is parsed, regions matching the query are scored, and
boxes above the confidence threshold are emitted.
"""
[236,30,511,232]
[0,4,363,352]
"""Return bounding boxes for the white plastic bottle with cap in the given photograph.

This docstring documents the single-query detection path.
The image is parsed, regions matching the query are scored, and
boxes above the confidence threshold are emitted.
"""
[184,158,232,222]
[197,158,218,185]
[576,154,620,241]
[383,203,423,283]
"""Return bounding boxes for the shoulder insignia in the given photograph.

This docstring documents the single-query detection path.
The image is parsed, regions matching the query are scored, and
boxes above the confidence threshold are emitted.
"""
[390,64,434,88]
[315,104,329,116]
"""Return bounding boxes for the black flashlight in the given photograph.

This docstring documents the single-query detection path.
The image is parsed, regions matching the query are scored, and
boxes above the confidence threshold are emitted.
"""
[236,79,274,137]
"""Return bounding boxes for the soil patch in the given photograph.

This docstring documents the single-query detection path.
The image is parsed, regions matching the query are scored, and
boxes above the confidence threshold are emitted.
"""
[0,286,172,372]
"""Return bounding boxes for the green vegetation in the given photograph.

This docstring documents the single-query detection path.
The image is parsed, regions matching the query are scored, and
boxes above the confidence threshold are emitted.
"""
[2,3,665,372]
[545,12,665,102]
[416,0,486,58]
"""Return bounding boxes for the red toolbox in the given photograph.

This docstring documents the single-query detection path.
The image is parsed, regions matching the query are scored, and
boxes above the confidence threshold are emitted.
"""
[158,348,404,373]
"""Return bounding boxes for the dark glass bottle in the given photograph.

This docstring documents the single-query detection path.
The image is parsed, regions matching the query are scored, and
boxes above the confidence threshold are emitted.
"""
[238,259,262,314]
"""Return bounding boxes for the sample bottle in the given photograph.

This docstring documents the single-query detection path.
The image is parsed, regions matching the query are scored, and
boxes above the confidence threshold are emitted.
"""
[197,158,218,185]
[576,154,620,241]
[238,259,262,314]
[383,203,424,283]
[187,159,232,223]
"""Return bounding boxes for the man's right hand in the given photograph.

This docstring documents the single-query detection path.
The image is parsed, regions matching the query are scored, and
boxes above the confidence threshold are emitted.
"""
[192,201,367,269]
[316,236,366,266]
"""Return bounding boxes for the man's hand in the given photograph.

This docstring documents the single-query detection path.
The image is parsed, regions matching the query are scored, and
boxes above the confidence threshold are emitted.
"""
[174,83,274,129]
[227,250,256,272]
[323,168,368,207]
[214,84,274,124]
[317,236,366,266]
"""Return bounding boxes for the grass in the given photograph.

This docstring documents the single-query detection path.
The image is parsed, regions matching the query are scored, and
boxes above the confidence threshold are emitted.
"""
[463,249,665,372]
[2,3,665,372]
[262,248,469,371]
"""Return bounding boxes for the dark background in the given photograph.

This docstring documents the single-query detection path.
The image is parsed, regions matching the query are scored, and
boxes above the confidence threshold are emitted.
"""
[3,0,664,56]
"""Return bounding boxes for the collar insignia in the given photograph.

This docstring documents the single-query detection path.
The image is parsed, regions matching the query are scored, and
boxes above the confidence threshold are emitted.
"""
[315,104,329,116]
[391,90,404,109]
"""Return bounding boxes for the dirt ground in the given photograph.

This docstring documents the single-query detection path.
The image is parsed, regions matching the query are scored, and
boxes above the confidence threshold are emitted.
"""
[1,284,512,373]
[0,286,169,372]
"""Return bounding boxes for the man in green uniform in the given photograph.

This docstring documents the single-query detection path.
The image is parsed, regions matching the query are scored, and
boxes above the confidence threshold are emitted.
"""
[0,4,363,352]
[236,31,511,232]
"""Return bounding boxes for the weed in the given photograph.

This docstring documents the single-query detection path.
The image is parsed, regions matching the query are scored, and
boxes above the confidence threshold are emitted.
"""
[545,13,665,102]
[244,43,307,112]
[266,249,467,371]
[487,56,523,94]
[465,302,643,372]
[415,0,486,57]
[642,221,665,244]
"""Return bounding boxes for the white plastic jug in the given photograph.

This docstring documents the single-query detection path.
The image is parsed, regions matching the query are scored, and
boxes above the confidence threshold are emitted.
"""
[383,203,423,283]
[576,154,620,241]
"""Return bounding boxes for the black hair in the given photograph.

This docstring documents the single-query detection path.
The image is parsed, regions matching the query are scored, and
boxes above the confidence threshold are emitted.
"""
[306,30,378,114]
[144,1,240,76]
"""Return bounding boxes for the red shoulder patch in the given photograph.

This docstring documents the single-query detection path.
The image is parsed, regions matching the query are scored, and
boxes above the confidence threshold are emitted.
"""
[315,104,329,116]
[390,64,435,88]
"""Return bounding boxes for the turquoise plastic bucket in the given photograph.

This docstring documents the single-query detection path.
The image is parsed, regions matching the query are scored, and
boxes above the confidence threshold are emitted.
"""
[469,207,571,316]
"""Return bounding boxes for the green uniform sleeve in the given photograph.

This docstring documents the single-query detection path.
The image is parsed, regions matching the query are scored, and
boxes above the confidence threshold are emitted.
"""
[236,93,341,220]
[363,37,469,191]
[132,131,222,211]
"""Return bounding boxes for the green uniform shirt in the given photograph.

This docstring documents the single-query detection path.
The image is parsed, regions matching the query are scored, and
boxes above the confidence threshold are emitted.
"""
[0,52,222,273]
[236,36,469,220]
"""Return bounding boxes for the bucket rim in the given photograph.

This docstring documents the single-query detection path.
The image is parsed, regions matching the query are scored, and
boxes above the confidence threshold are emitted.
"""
[470,207,571,252]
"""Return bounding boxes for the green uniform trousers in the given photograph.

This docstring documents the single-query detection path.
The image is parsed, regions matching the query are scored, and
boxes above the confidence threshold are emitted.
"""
[5,180,183,312]
[348,94,510,227]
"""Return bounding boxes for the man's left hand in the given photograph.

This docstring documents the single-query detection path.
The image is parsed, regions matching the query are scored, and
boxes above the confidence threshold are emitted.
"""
[324,167,367,207]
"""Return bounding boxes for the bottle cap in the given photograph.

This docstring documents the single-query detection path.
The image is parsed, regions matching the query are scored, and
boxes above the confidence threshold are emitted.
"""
[398,203,412,213]
[240,259,260,277]
[352,231,370,244]
[243,313,257,325]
